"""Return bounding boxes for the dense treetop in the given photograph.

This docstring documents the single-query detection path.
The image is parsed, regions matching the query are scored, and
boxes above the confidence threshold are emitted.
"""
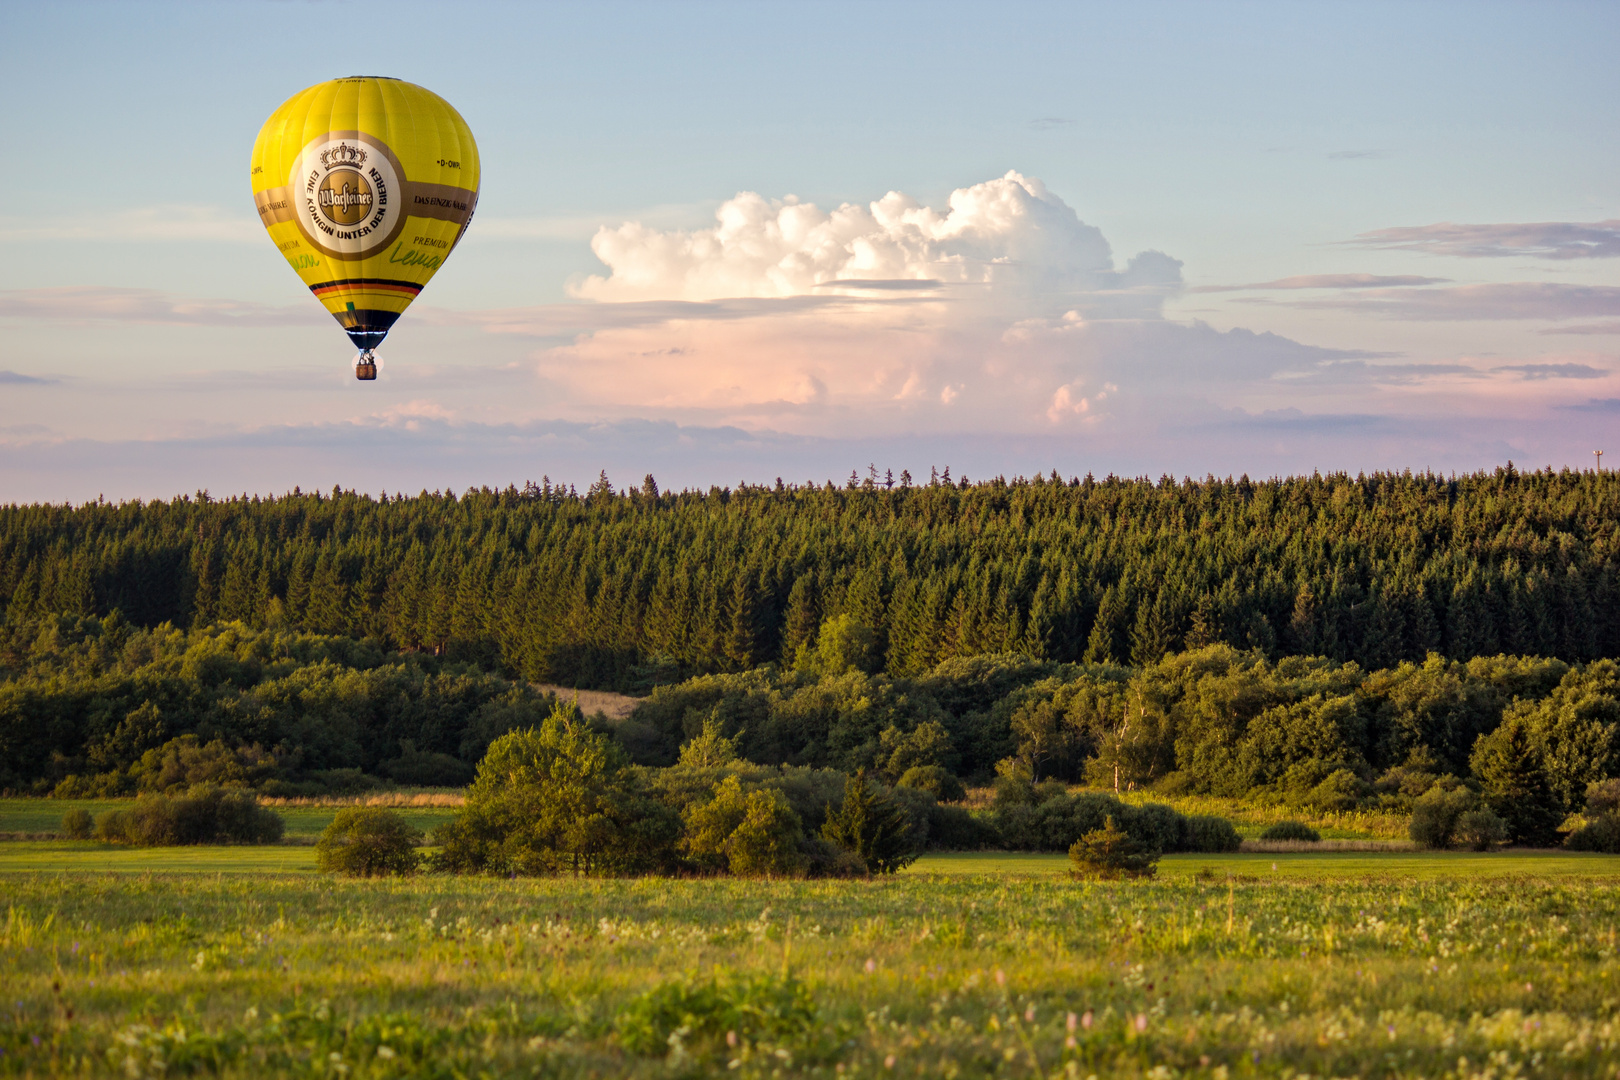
[3,465,1614,689]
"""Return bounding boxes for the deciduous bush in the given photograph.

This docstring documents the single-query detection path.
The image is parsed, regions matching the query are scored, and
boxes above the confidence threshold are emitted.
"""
[1565,780,1620,853]
[798,615,882,676]
[682,775,806,876]
[92,786,283,845]
[60,807,93,839]
[1259,821,1320,843]
[1454,808,1509,851]
[896,765,965,802]
[1182,814,1242,852]
[315,808,421,876]
[1566,814,1620,853]
[434,704,680,875]
[881,722,956,780]
[1068,815,1157,879]
[1587,778,1620,816]
[1408,783,1478,849]
[925,803,1001,849]
[375,741,474,787]
[989,781,1233,854]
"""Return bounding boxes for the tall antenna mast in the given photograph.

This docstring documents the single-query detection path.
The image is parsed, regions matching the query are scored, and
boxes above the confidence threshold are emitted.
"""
[1596,450,1605,472]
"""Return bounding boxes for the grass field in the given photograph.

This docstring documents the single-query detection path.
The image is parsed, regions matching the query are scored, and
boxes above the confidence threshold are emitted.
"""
[5,845,1620,1077]
[0,798,458,841]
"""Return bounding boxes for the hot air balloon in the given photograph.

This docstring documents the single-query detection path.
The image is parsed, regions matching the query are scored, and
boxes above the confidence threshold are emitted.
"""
[250,77,479,380]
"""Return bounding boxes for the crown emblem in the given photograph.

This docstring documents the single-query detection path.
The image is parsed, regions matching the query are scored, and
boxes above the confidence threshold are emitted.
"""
[319,142,369,170]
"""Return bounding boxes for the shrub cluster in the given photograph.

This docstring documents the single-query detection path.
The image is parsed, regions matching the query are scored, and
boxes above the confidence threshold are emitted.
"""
[429,705,926,879]
[989,774,1239,855]
[314,808,422,876]
[91,785,283,845]
[1259,821,1320,843]
[1408,783,1511,850]
[1565,780,1620,853]
[1068,815,1159,880]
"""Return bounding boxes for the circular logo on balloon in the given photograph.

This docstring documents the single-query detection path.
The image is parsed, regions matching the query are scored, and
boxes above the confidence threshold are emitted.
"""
[290,134,407,258]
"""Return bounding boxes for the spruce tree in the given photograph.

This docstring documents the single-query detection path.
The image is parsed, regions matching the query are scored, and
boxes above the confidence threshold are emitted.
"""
[1470,716,1564,846]
[821,770,917,874]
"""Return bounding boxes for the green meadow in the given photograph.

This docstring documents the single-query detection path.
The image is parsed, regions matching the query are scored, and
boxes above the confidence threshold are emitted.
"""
[0,798,459,842]
[5,844,1620,1078]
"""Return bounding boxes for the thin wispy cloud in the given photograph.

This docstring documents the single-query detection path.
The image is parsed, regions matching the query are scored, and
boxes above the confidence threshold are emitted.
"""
[1537,322,1620,336]
[1327,149,1389,160]
[1491,362,1609,380]
[0,371,57,385]
[1558,398,1620,414]
[1193,274,1448,293]
[1350,220,1620,259]
[1272,282,1620,321]
[811,279,947,292]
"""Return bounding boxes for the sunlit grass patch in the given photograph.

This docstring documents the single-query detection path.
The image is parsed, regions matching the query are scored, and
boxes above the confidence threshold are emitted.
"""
[4,859,1620,1076]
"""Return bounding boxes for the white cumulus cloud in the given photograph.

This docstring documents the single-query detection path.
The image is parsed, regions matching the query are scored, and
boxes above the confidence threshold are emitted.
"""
[572,171,1182,319]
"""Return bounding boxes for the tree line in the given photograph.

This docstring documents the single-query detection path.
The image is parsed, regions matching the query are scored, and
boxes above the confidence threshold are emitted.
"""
[6,608,1618,852]
[2,465,1617,690]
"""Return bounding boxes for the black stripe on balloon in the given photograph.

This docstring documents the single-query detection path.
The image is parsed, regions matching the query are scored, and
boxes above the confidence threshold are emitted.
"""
[329,308,401,350]
[308,278,424,292]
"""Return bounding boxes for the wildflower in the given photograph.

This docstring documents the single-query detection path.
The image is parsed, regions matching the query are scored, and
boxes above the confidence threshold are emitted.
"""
[727,1031,738,1047]
[995,969,1006,987]
[1082,1011,1093,1029]
[1025,1004,1036,1022]
[885,1054,896,1068]
[376,1046,395,1059]
[1066,1012,1077,1032]
[865,958,876,974]
[1135,1014,1147,1033]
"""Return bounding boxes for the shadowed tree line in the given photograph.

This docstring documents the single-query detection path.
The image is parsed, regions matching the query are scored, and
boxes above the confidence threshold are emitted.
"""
[2,464,1616,691]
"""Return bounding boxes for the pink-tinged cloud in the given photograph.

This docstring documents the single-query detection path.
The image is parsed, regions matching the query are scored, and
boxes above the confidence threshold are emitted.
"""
[1192,274,1449,292]
[1264,282,1620,321]
[1350,220,1620,259]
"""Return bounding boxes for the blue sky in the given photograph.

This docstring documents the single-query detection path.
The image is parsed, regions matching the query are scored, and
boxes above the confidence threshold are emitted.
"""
[3,1,1617,501]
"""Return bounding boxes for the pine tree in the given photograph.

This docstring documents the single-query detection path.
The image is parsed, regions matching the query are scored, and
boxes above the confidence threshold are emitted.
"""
[820,770,917,874]
[723,574,759,671]
[1471,716,1564,846]
[1084,586,1124,664]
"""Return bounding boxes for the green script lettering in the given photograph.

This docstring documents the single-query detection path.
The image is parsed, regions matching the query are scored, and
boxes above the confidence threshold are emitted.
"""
[386,241,443,270]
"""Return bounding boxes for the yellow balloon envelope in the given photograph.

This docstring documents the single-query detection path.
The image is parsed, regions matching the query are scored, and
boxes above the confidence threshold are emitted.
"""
[250,77,479,379]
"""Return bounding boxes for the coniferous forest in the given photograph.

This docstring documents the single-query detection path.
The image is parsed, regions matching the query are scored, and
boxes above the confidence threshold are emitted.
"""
[2,465,1618,840]
[4,465,1617,684]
